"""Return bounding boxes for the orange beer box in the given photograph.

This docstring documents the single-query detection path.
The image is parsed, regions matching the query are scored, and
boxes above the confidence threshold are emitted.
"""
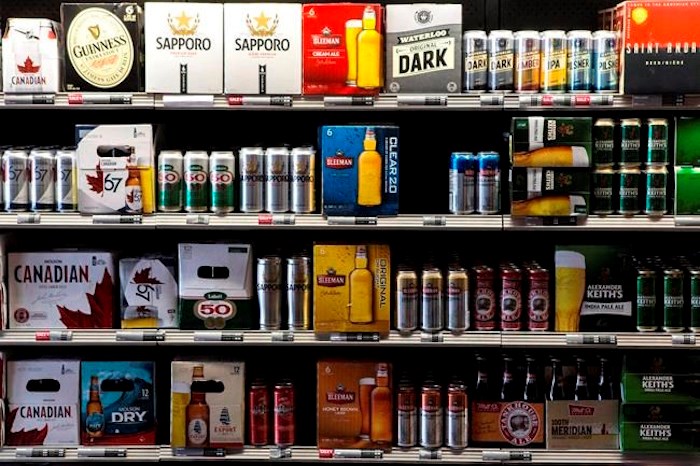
[470,401,545,447]
[546,400,619,449]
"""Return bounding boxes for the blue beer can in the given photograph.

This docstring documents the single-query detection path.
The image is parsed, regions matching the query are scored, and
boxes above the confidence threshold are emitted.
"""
[592,30,619,93]
[449,152,476,214]
[477,152,500,214]
[567,30,593,92]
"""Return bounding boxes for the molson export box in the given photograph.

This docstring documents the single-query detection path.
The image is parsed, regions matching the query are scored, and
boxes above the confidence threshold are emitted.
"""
[145,2,223,94]
[80,361,155,445]
[470,401,545,447]
[303,4,383,95]
[8,252,116,329]
[313,244,390,336]
[621,354,700,404]
[7,360,80,446]
[170,361,244,449]
[224,3,302,95]
[120,256,178,328]
[385,4,462,93]
[2,18,62,93]
[61,3,143,91]
[621,404,700,451]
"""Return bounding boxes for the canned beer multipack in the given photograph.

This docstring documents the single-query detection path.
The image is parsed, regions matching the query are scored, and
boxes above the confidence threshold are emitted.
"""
[675,118,700,217]
[2,18,62,93]
[621,403,700,451]
[119,256,178,328]
[621,354,700,404]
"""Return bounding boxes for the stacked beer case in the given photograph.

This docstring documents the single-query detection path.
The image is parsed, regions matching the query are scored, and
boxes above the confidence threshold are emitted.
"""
[674,118,700,217]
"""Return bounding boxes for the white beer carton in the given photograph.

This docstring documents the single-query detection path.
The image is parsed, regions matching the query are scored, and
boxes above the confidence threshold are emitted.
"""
[7,360,80,446]
[120,256,178,328]
[145,3,224,94]
[8,251,116,329]
[2,18,62,93]
[224,3,302,95]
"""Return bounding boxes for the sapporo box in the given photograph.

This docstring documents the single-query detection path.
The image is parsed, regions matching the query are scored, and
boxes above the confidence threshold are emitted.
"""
[2,18,62,93]
[120,256,178,329]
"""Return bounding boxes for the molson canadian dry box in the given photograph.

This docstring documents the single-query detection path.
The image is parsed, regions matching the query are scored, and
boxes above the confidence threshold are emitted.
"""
[2,18,62,93]
[120,256,178,328]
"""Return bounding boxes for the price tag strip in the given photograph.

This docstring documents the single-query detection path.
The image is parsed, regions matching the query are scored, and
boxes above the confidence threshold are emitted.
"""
[423,215,446,226]
[35,330,72,341]
[77,448,127,458]
[329,332,380,342]
[671,334,697,345]
[16,213,41,224]
[421,332,444,343]
[162,95,215,107]
[186,214,210,225]
[270,447,293,459]
[324,96,375,107]
[319,448,382,459]
[418,449,442,460]
[566,334,617,345]
[15,448,65,457]
[397,95,447,106]
[327,216,378,226]
[68,93,133,105]
[193,331,245,342]
[482,450,532,462]
[258,214,296,225]
[92,215,143,224]
[115,330,165,342]
[271,331,295,342]
[173,447,226,457]
[4,94,55,105]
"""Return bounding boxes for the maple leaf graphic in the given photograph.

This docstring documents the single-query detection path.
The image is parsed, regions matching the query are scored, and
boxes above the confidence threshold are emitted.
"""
[126,190,135,204]
[86,163,104,196]
[6,407,49,445]
[133,267,163,285]
[57,269,114,328]
[17,57,40,74]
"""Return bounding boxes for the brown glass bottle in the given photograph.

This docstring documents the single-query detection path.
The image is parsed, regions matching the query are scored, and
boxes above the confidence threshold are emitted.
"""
[370,363,392,443]
[500,356,518,401]
[475,355,491,400]
[523,357,542,402]
[574,358,590,401]
[548,358,566,401]
[85,375,105,438]
[186,365,210,447]
[597,357,614,400]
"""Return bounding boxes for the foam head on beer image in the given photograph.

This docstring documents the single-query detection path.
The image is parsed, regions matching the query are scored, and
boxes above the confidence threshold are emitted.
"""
[555,250,586,332]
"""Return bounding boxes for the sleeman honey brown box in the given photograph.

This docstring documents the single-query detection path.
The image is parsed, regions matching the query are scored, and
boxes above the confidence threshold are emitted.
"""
[313,244,390,336]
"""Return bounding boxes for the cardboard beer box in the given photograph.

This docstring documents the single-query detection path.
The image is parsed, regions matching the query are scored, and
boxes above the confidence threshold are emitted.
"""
[511,193,589,217]
[511,168,591,194]
[8,251,116,329]
[675,166,700,216]
[320,125,400,216]
[470,401,545,447]
[170,361,245,449]
[675,117,700,167]
[178,243,254,330]
[224,3,302,95]
[120,256,178,328]
[61,3,143,91]
[385,4,462,93]
[303,3,384,95]
[620,403,700,451]
[2,18,62,93]
[7,360,80,446]
[317,360,393,450]
[0,352,6,446]
[145,2,223,94]
[621,354,700,404]
[546,400,619,449]
[313,244,391,336]
[80,361,155,445]
[511,117,592,168]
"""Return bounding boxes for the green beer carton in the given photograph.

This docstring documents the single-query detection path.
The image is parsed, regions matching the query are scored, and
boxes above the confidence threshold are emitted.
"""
[621,403,700,452]
[675,166,700,215]
[622,354,700,404]
[675,117,700,167]
[512,117,593,152]
[511,168,591,194]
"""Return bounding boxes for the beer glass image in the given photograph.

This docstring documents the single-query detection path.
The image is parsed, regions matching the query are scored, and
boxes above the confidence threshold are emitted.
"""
[555,250,586,332]
[358,377,376,439]
[345,19,362,85]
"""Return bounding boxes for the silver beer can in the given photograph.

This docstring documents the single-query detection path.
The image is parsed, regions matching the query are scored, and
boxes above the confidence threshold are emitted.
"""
[286,256,311,330]
[183,150,209,213]
[420,383,443,449]
[55,148,77,212]
[463,30,488,92]
[239,147,264,213]
[257,256,283,330]
[396,268,419,333]
[29,148,55,212]
[397,382,417,448]
[446,383,468,450]
[157,150,183,212]
[3,148,29,212]
[209,151,236,214]
[290,147,315,214]
[265,147,290,213]
[487,30,514,92]
[421,268,444,333]
[447,268,470,333]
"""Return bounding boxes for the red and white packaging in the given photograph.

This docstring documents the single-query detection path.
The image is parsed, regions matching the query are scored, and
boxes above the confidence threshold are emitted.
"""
[2,18,62,93]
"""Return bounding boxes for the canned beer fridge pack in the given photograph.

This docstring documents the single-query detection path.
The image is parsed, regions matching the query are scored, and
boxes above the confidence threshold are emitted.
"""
[320,125,399,216]
[2,18,62,93]
[170,361,245,449]
[620,403,700,451]
[313,244,391,335]
[384,4,462,93]
[8,251,116,329]
[675,118,700,216]
[119,256,178,328]
[7,360,80,446]
[470,401,545,447]
[511,117,593,165]
[224,3,302,95]
[621,354,700,404]
[80,361,156,445]
[546,401,619,449]
[145,2,224,94]
[510,167,590,217]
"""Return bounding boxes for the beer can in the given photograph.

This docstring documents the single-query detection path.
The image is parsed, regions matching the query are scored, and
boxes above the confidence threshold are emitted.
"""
[644,166,667,216]
[477,152,500,214]
[287,256,311,330]
[540,30,567,93]
[239,147,265,213]
[290,146,315,214]
[449,152,475,214]
[447,267,469,333]
[421,268,444,332]
[28,148,55,212]
[397,381,417,448]
[474,265,496,330]
[620,118,641,166]
[592,166,614,215]
[55,148,77,212]
[396,268,419,333]
[593,119,615,166]
[617,166,640,215]
[209,151,235,214]
[157,150,183,212]
[566,30,592,92]
[487,30,514,92]
[463,30,488,92]
[257,256,283,331]
[500,267,522,331]
[183,151,209,213]
[636,268,658,332]
[3,149,29,212]
[663,269,685,333]
[249,380,269,446]
[527,268,550,331]
[690,269,700,333]
[420,383,442,450]
[446,383,468,450]
[265,147,290,213]
[592,30,618,93]
[273,381,295,447]
[514,30,540,93]
[647,118,669,166]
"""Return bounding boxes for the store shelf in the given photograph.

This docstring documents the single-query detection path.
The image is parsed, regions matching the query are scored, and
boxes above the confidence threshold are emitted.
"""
[504,215,676,231]
[0,93,154,109]
[0,446,158,462]
[501,332,699,348]
[0,213,156,229]
[0,330,163,346]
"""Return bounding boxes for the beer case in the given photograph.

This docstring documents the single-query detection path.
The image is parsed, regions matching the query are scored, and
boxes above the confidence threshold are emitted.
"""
[61,3,144,92]
[170,361,245,449]
[178,243,254,330]
[621,354,700,404]
[675,117,700,167]
[675,166,700,215]
[470,401,545,447]
[2,18,62,93]
[320,125,400,216]
[546,400,620,450]
[317,360,393,450]
[510,193,589,217]
[620,403,700,451]
[0,352,7,447]
[80,361,156,445]
[302,3,384,95]
[145,2,224,94]
[384,4,462,93]
[224,3,302,95]
[511,168,591,194]
[76,124,155,215]
[7,360,80,446]
[8,251,116,329]
[313,244,391,336]
[120,256,178,328]
[511,117,593,153]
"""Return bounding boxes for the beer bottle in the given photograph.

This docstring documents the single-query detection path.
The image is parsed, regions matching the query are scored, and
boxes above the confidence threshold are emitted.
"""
[500,356,518,401]
[85,375,105,438]
[548,358,566,401]
[574,357,590,401]
[597,357,614,400]
[474,355,490,400]
[186,365,210,447]
[370,363,392,443]
[523,357,542,402]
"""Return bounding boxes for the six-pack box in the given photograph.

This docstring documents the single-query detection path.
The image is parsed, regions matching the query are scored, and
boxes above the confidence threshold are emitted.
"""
[2,18,62,93]
[120,256,178,328]
[546,400,620,450]
[620,403,700,451]
[471,400,545,447]
[622,354,700,404]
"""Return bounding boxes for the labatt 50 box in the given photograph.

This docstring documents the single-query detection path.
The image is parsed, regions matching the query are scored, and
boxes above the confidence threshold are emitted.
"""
[120,256,178,328]
[170,361,244,449]
[546,400,619,449]
[471,401,545,447]
[313,244,391,336]
[2,18,62,93]
[8,252,116,329]
[81,361,155,445]
[7,360,80,446]
[385,4,462,93]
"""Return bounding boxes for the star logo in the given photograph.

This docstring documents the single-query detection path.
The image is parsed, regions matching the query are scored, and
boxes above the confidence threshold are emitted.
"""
[245,11,278,37]
[167,11,200,36]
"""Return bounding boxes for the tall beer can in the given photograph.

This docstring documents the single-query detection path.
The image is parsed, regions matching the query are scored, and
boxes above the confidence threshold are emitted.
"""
[396,268,419,333]
[420,383,443,449]
[447,267,469,333]
[500,267,523,331]
[249,381,269,446]
[258,256,283,330]
[463,30,488,92]
[157,150,183,212]
[3,149,29,212]
[397,380,417,448]
[290,147,315,214]
[474,265,496,330]
[183,151,209,213]
[592,30,618,93]
[273,381,295,447]
[209,151,236,214]
[446,383,468,450]
[449,152,476,214]
[540,30,567,93]
[487,30,514,92]
[421,268,444,332]
[566,30,593,92]
[55,148,77,212]
[477,152,500,214]
[29,148,55,212]
[287,256,311,330]
[514,30,540,92]
[239,147,264,213]
[265,147,290,213]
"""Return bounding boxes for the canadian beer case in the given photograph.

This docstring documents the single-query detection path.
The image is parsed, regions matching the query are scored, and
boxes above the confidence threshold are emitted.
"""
[2,18,62,93]
[120,256,178,328]
[621,354,700,403]
[546,400,619,450]
[620,403,700,451]
[470,401,545,447]
[80,361,156,445]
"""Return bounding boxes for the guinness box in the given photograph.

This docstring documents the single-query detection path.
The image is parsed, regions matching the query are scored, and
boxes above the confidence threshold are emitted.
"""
[61,3,143,91]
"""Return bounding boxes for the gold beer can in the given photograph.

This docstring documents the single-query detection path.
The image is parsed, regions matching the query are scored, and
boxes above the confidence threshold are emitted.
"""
[540,30,567,93]
[514,30,541,93]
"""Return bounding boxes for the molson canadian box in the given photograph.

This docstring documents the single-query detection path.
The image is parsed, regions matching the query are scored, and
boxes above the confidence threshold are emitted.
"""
[621,404,700,451]
[621,354,700,404]
[313,244,390,336]
[8,252,116,329]
[385,4,462,93]
[170,361,245,449]
[80,361,155,445]
[224,3,302,95]
[303,4,383,95]
[61,3,143,91]
[2,18,62,93]
[120,256,178,328]
[145,2,223,94]
[471,401,545,447]
[7,360,80,446]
